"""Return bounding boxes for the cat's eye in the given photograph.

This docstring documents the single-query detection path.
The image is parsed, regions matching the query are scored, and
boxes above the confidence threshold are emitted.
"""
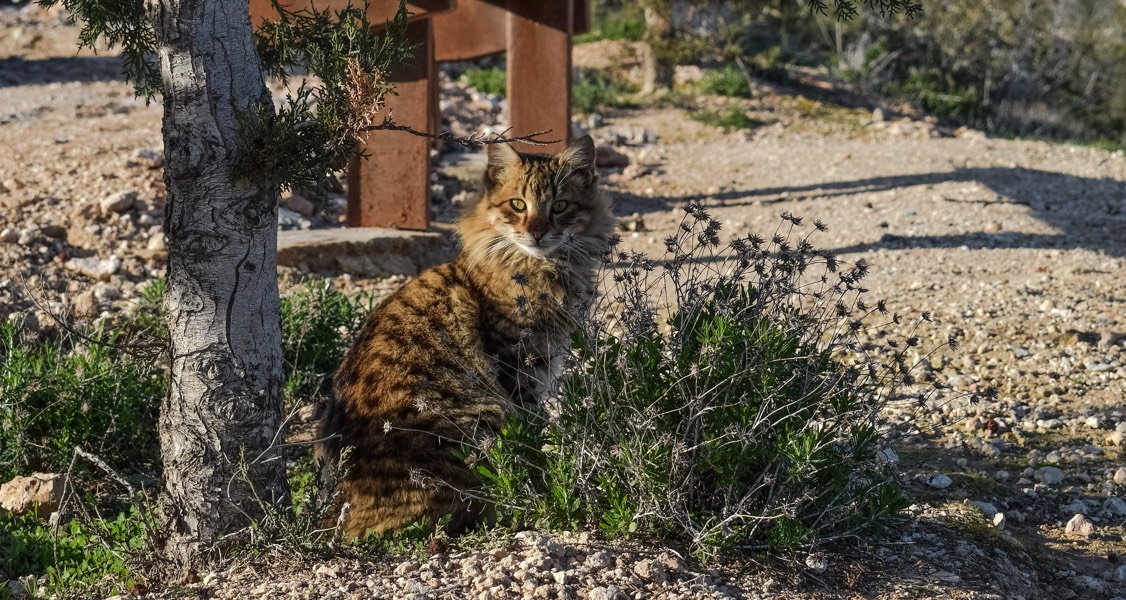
[509,198,527,212]
[551,200,569,214]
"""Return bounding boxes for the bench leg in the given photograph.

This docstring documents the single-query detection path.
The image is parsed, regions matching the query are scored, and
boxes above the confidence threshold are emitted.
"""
[506,0,573,155]
[348,19,434,229]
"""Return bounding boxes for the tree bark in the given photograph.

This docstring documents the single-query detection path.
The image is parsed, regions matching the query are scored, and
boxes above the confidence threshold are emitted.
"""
[641,5,674,95]
[147,0,288,577]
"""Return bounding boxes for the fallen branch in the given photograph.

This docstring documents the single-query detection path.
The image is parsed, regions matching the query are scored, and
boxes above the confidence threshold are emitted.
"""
[361,118,561,149]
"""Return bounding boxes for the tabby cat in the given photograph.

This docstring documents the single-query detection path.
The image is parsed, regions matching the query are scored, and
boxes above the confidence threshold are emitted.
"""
[317,136,616,538]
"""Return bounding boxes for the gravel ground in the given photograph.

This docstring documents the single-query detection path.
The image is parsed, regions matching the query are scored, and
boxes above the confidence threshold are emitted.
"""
[2,4,1125,599]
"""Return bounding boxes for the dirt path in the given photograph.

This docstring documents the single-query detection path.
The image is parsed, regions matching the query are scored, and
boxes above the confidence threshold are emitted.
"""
[3,5,1126,599]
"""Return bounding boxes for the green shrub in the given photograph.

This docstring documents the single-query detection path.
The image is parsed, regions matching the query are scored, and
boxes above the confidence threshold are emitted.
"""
[574,11,645,44]
[0,508,148,596]
[689,106,766,131]
[0,321,166,482]
[572,68,633,114]
[280,280,374,401]
[475,207,921,560]
[699,63,752,98]
[459,66,506,98]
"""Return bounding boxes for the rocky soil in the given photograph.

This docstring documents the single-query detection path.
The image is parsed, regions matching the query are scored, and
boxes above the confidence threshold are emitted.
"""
[2,3,1126,599]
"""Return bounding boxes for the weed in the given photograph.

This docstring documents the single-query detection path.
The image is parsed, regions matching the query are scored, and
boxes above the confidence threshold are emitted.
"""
[572,68,634,114]
[0,508,148,597]
[574,11,645,44]
[459,66,506,98]
[689,106,767,131]
[280,279,374,402]
[699,63,752,98]
[0,320,165,481]
[473,207,949,560]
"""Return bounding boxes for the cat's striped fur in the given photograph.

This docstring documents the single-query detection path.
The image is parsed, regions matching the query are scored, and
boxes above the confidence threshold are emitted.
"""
[317,136,615,538]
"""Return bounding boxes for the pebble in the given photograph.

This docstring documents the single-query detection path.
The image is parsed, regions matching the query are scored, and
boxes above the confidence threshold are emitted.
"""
[1103,497,1126,516]
[64,255,121,281]
[0,226,17,243]
[1106,431,1124,447]
[1065,514,1095,537]
[928,474,954,489]
[100,190,137,215]
[992,512,1006,529]
[1059,500,1088,515]
[1035,466,1066,485]
[1114,467,1126,485]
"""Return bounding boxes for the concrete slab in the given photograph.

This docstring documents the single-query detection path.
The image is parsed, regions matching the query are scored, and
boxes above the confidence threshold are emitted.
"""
[278,226,457,277]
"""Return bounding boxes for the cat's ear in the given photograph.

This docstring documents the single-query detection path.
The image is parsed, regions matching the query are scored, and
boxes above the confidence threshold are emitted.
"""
[558,135,596,173]
[558,135,597,185]
[486,141,521,187]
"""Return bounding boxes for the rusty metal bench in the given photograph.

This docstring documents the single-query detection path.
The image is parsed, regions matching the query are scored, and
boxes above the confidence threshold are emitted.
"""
[249,0,588,230]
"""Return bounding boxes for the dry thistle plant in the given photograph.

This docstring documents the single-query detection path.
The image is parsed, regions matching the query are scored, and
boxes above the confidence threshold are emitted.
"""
[469,203,968,560]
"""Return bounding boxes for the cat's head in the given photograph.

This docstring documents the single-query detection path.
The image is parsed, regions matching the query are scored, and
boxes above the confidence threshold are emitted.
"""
[459,136,615,264]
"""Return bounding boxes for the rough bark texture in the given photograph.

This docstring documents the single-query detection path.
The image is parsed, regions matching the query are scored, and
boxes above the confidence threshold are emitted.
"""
[641,6,674,95]
[147,0,287,576]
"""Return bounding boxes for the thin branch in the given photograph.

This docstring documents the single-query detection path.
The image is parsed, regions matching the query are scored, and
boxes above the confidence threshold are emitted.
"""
[361,119,561,148]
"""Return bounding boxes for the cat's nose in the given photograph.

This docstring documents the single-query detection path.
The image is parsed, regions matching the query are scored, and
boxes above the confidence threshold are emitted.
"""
[531,231,545,243]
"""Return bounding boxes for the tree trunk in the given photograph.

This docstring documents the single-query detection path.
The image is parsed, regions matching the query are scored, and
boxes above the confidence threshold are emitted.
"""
[641,5,674,95]
[147,0,288,577]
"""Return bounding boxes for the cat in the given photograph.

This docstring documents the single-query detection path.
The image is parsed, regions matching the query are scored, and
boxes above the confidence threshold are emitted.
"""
[316,135,616,538]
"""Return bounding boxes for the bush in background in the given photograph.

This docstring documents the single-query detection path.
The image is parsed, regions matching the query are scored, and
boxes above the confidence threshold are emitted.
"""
[476,207,918,559]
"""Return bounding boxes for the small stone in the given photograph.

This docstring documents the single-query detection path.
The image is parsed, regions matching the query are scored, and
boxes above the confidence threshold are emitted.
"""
[285,194,316,217]
[1113,467,1126,485]
[128,148,164,169]
[633,559,667,583]
[992,512,1006,529]
[586,550,613,569]
[0,473,66,518]
[1035,466,1065,485]
[928,474,954,489]
[65,256,121,281]
[1106,431,1124,447]
[147,234,166,251]
[1086,416,1104,429]
[984,221,1003,233]
[620,213,646,232]
[588,585,625,600]
[1113,564,1126,583]
[587,112,605,129]
[1060,500,1088,515]
[595,145,630,168]
[1103,497,1126,517]
[969,500,999,519]
[72,289,98,318]
[100,190,137,215]
[872,107,885,123]
[39,224,67,240]
[877,447,899,464]
[804,554,828,573]
[1065,514,1095,537]
[0,226,17,243]
[1039,299,1056,311]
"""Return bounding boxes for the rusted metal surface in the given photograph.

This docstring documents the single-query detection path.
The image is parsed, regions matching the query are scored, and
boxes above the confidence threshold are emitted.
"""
[347,19,434,229]
[506,0,573,154]
[432,0,507,61]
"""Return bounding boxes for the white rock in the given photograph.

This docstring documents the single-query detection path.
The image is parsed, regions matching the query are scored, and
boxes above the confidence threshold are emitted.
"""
[1106,431,1124,447]
[1114,467,1126,485]
[1113,564,1126,583]
[1085,415,1104,429]
[877,447,899,464]
[969,500,999,518]
[100,190,137,215]
[928,474,954,489]
[147,234,166,251]
[992,512,1006,530]
[65,256,121,281]
[1065,513,1095,537]
[1035,466,1065,485]
[0,226,17,243]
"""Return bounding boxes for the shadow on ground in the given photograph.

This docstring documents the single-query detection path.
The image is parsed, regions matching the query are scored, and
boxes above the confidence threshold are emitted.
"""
[611,167,1126,258]
[0,55,124,87]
